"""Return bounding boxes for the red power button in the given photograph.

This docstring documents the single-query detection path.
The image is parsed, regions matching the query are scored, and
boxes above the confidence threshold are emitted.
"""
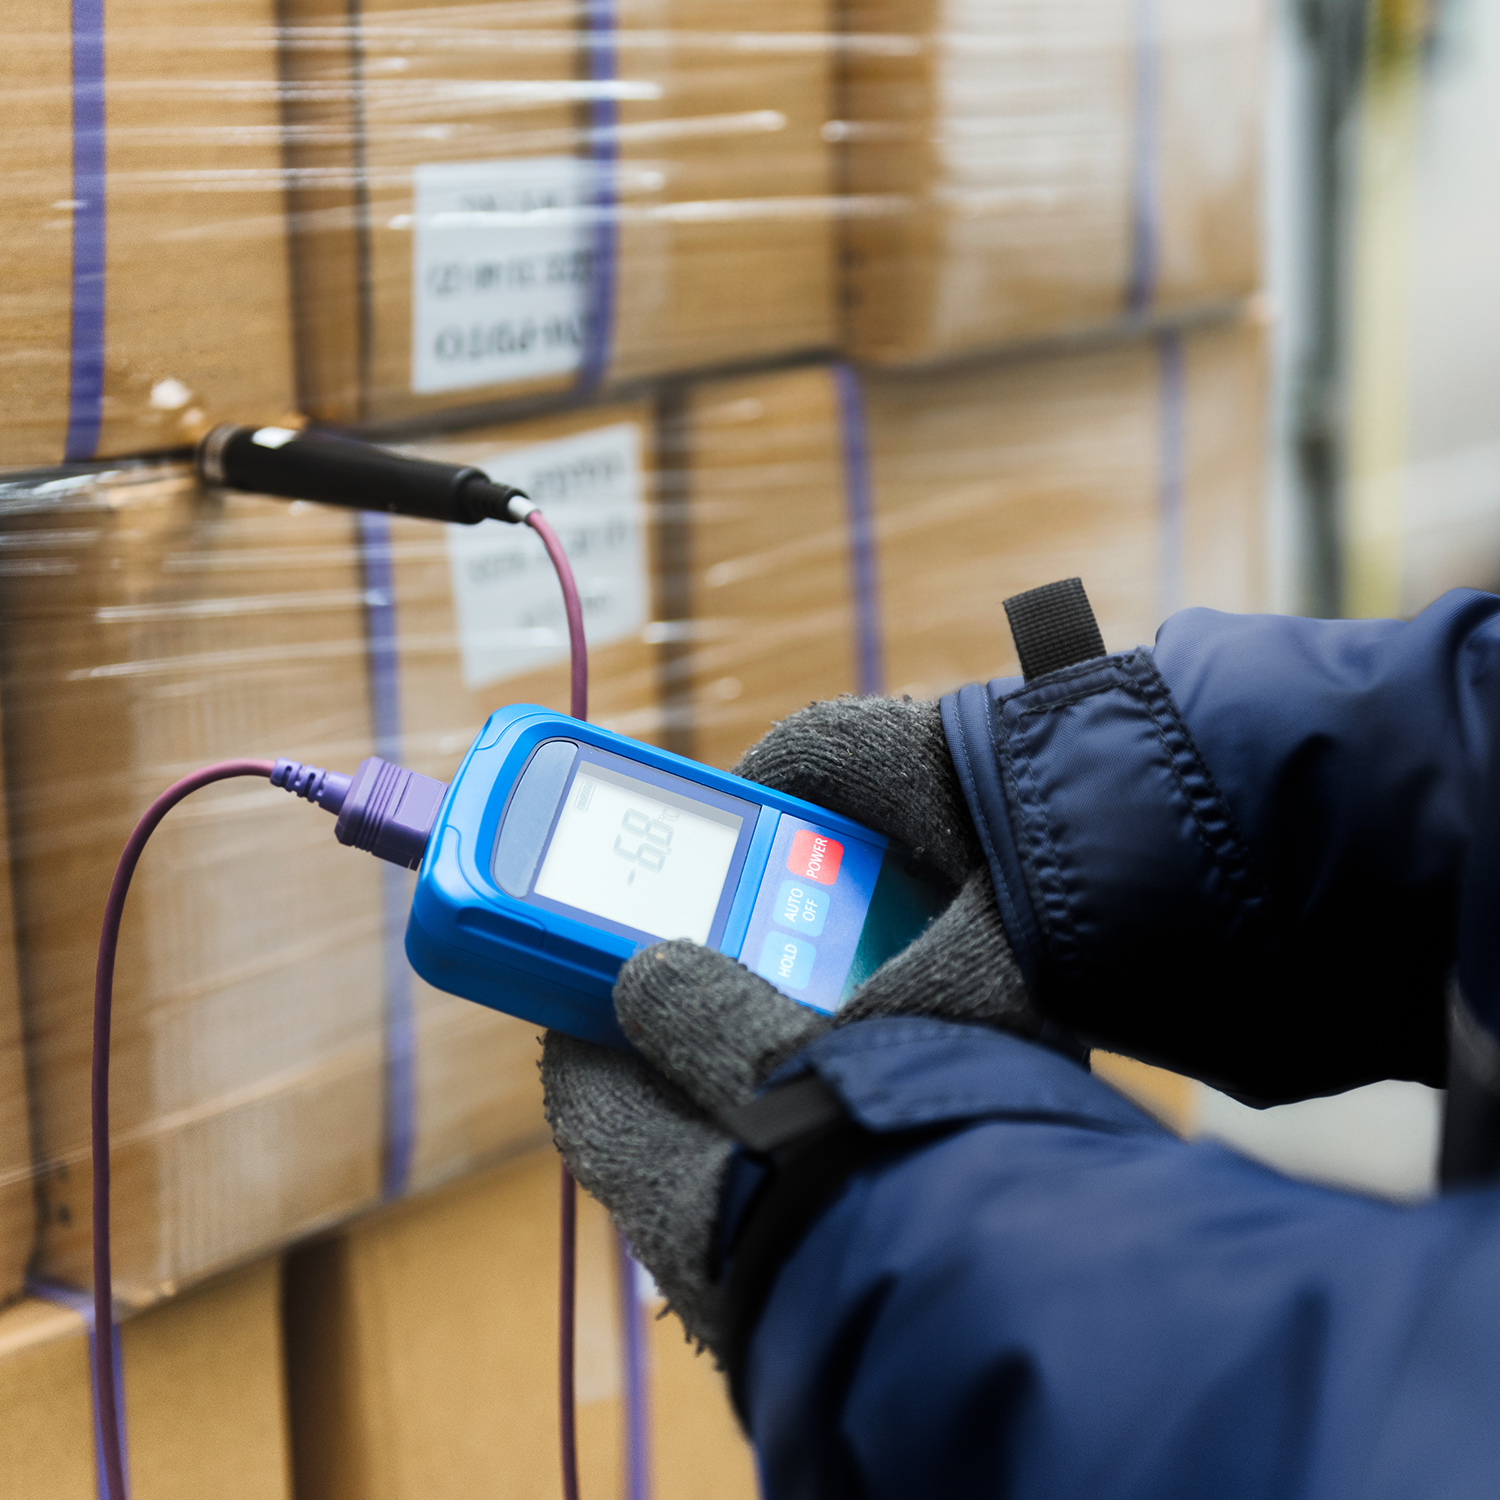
[787,829,843,885]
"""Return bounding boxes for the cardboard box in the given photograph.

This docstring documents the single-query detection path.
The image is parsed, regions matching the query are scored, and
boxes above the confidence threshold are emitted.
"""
[0,0,297,467]
[841,0,1266,364]
[0,1257,291,1499]
[668,364,863,770]
[864,317,1268,697]
[0,471,386,1304]
[285,1147,757,1500]
[279,0,835,424]
[383,402,666,1193]
[0,706,35,1304]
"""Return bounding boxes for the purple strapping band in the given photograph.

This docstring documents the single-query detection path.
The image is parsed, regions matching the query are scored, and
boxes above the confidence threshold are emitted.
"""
[578,0,619,391]
[616,1231,651,1500]
[834,365,886,696]
[1157,331,1186,618]
[1125,0,1161,318]
[66,0,108,461]
[28,1277,130,1498]
[356,511,416,1201]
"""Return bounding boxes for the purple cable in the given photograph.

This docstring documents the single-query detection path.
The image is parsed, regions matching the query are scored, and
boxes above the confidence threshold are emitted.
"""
[617,1231,652,1500]
[92,758,276,1500]
[524,503,590,1500]
[559,1164,581,1500]
[525,509,588,724]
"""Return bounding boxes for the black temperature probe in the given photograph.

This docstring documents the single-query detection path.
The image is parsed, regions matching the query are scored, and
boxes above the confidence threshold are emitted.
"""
[197,423,534,525]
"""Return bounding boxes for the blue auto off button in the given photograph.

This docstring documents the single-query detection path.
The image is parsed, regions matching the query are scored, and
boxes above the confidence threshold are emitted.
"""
[774,878,828,937]
[756,931,816,992]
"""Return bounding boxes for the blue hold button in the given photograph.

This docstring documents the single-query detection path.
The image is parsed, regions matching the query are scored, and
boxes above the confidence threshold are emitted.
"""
[756,931,816,992]
[773,878,829,938]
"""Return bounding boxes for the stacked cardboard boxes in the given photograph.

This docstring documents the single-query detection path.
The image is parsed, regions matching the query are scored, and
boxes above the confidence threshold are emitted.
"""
[840,0,1265,363]
[0,0,1270,1484]
[280,0,836,424]
[285,1147,757,1500]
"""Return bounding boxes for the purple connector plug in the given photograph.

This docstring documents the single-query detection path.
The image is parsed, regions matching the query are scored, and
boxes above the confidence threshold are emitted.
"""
[272,755,448,870]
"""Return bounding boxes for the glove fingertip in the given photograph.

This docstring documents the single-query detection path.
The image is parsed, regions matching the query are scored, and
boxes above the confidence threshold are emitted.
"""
[614,940,829,1113]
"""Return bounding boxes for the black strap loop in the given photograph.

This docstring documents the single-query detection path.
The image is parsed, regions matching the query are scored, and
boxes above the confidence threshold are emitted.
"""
[721,1074,846,1154]
[1440,983,1500,1187]
[1003,578,1106,682]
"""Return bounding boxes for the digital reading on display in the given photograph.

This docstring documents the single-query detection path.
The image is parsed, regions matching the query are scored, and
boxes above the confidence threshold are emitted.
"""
[533,763,744,943]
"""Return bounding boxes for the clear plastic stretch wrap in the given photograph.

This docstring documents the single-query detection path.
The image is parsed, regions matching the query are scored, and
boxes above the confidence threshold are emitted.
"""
[0,0,1276,1480]
[0,778,28,1306]
[0,0,1268,1349]
[0,0,1263,466]
[0,321,1264,1307]
[840,0,1266,362]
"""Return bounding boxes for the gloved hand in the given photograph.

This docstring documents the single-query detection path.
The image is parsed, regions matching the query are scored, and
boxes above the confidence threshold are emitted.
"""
[543,696,1054,1354]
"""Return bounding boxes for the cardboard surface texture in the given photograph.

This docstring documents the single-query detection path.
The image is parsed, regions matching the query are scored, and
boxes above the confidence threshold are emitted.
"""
[0,1257,292,1500]
[0,706,35,1304]
[864,318,1268,697]
[841,0,1266,364]
[669,365,862,770]
[285,1147,758,1500]
[0,0,296,467]
[280,0,836,424]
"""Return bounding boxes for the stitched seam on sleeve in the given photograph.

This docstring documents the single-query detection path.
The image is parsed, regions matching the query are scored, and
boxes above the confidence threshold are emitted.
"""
[998,650,1274,975]
[1127,655,1272,916]
[997,670,1130,977]
[1003,728,1081,972]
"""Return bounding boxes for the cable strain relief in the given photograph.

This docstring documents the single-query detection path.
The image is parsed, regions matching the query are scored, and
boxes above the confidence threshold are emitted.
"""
[333,757,448,869]
[198,423,241,486]
[271,758,352,813]
[460,475,534,525]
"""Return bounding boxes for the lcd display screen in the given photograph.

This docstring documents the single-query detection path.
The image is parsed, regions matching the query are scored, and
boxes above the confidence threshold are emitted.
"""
[533,762,744,943]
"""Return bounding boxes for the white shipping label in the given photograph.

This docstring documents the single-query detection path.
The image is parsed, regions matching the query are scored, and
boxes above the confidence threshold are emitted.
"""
[445,423,647,690]
[411,156,597,394]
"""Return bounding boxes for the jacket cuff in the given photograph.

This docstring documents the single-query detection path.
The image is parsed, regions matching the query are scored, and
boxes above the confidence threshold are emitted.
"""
[944,652,1275,1077]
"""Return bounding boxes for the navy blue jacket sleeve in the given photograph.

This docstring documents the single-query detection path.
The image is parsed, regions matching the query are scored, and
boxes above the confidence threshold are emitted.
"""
[941,589,1500,1100]
[741,1020,1500,1500]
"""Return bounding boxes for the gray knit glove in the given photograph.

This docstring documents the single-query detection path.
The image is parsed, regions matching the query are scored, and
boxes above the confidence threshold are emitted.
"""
[543,696,1046,1355]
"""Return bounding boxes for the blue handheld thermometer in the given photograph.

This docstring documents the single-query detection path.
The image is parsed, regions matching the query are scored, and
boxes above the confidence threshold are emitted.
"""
[406,705,951,1047]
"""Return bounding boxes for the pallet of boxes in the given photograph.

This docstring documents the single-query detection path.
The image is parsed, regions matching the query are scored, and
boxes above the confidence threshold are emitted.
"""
[0,0,1268,1491]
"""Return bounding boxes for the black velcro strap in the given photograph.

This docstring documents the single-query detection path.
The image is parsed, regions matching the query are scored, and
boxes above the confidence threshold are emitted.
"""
[1440,985,1500,1187]
[721,1074,845,1154]
[1003,578,1106,682]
